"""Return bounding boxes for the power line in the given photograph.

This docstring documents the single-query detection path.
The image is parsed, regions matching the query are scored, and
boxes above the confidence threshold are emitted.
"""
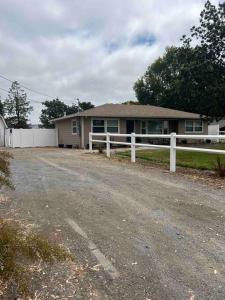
[0,74,54,99]
[0,87,42,104]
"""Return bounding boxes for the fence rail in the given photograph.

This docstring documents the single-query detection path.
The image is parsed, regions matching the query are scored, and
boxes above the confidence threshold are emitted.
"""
[89,132,225,172]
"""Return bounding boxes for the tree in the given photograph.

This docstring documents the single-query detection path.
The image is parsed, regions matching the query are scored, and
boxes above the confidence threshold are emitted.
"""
[134,1,225,120]
[40,98,68,128]
[65,101,94,115]
[40,99,94,128]
[122,100,139,105]
[182,0,225,66]
[4,81,33,128]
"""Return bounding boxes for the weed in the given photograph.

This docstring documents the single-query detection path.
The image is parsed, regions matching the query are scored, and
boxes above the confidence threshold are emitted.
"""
[0,219,74,297]
[215,156,225,178]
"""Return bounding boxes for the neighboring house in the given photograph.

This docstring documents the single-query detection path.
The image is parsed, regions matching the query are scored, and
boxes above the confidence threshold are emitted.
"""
[0,115,7,147]
[211,119,225,131]
[52,104,208,149]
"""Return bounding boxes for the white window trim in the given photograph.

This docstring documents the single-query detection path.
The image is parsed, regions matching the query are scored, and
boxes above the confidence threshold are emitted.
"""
[91,118,120,133]
[72,119,78,135]
[141,119,165,134]
[185,120,203,133]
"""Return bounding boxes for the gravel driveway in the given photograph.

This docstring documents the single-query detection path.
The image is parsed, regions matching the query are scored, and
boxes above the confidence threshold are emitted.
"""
[5,148,225,299]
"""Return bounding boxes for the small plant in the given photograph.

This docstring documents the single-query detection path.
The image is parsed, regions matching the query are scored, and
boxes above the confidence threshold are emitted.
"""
[98,144,104,154]
[0,219,74,297]
[0,151,14,189]
[215,156,225,178]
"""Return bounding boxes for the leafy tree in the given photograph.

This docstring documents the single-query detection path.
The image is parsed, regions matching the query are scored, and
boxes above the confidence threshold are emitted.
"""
[134,1,225,120]
[122,100,139,105]
[66,101,94,115]
[4,81,33,128]
[182,0,225,66]
[40,99,94,128]
[40,98,68,128]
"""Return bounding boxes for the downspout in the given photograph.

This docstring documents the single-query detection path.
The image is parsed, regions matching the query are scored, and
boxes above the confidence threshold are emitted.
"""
[81,116,85,149]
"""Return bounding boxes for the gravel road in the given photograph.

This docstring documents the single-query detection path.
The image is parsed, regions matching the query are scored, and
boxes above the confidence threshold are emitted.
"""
[5,148,225,299]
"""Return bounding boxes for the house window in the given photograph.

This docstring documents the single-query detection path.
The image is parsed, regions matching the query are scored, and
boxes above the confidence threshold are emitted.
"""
[141,120,168,134]
[106,120,119,133]
[92,120,105,133]
[185,120,203,133]
[92,119,119,133]
[72,120,78,134]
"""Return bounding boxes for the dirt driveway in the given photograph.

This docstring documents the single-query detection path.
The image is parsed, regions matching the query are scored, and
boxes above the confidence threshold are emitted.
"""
[5,148,225,299]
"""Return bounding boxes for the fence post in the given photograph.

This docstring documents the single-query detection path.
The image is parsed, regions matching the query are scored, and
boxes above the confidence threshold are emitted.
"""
[89,132,93,152]
[106,132,110,158]
[131,132,136,163]
[170,132,176,172]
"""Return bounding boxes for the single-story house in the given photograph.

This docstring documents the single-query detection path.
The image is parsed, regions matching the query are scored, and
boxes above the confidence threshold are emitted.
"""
[52,104,208,149]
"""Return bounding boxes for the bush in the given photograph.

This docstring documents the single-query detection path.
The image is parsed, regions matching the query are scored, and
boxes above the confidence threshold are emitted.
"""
[215,156,225,178]
[98,144,104,154]
[0,151,14,189]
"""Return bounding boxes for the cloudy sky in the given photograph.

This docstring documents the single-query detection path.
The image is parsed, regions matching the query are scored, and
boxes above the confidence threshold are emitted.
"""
[0,0,220,123]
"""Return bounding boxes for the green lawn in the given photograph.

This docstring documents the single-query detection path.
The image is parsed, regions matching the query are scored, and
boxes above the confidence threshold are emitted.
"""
[116,144,225,170]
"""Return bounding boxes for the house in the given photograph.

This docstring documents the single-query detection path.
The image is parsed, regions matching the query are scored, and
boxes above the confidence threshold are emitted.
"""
[0,115,7,147]
[210,119,225,132]
[52,104,208,149]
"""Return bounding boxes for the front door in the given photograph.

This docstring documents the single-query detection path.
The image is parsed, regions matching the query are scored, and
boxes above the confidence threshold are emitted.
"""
[126,120,135,142]
[170,120,178,133]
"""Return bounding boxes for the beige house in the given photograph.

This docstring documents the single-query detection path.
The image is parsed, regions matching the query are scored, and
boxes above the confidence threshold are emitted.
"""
[52,104,208,149]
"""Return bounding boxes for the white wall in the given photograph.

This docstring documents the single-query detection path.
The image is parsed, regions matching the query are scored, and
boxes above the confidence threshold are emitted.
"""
[0,118,6,146]
[208,124,219,135]
[5,128,58,148]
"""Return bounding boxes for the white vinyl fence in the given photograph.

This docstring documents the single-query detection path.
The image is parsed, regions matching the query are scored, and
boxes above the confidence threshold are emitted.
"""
[89,132,225,172]
[5,128,58,148]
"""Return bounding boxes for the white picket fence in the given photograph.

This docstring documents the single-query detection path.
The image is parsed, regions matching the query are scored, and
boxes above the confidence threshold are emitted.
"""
[89,132,225,172]
[5,128,58,148]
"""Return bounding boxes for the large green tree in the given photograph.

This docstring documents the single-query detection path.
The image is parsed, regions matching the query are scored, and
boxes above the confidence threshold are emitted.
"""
[40,99,94,128]
[4,81,33,128]
[40,98,68,128]
[134,0,225,120]
[182,0,225,66]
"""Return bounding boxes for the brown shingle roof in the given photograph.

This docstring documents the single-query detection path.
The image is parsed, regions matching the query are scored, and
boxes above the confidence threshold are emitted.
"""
[52,104,202,122]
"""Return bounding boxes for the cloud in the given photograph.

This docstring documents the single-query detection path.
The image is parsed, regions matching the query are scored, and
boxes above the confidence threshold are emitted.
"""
[0,0,220,123]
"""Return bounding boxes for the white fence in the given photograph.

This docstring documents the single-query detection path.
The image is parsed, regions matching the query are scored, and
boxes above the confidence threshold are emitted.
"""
[5,128,58,148]
[89,132,225,172]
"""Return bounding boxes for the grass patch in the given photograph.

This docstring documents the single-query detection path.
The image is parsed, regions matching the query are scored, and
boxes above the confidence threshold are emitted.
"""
[116,144,225,171]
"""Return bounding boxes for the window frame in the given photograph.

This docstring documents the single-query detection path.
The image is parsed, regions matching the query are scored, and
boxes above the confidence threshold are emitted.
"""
[185,120,203,133]
[91,119,120,134]
[141,119,167,134]
[72,119,78,135]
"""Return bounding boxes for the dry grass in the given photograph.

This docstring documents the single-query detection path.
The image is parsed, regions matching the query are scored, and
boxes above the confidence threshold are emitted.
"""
[0,151,14,189]
[0,218,74,297]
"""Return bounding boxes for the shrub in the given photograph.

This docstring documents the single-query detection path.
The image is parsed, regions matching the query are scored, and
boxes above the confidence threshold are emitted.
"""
[98,144,104,154]
[215,156,225,178]
[0,151,14,189]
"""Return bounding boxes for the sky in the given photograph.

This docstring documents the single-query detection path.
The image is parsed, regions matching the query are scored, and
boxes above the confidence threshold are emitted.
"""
[0,0,220,123]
